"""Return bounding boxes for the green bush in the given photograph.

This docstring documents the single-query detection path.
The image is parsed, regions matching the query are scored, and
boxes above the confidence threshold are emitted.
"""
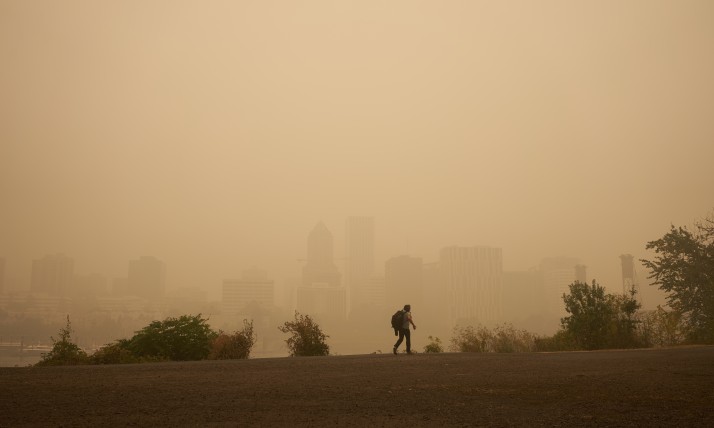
[88,340,140,364]
[123,314,218,361]
[423,336,443,353]
[36,316,88,366]
[533,330,576,352]
[209,319,256,360]
[278,312,329,357]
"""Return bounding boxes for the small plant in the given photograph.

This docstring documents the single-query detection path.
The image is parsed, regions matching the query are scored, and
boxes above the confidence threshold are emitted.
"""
[36,316,88,366]
[278,311,329,357]
[209,319,256,360]
[423,336,443,353]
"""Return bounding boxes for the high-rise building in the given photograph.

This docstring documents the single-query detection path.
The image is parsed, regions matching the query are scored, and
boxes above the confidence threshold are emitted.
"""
[31,254,74,296]
[385,255,423,312]
[302,222,341,287]
[540,257,579,315]
[575,264,587,284]
[127,256,165,300]
[345,216,375,311]
[296,284,347,322]
[440,246,503,326]
[620,254,637,295]
[298,222,346,320]
[223,268,275,316]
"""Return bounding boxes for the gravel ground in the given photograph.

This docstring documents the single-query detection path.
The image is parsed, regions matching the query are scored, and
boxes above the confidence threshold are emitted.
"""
[1,346,712,427]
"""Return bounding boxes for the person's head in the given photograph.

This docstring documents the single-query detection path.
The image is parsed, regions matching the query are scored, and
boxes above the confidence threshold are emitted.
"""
[404,304,411,312]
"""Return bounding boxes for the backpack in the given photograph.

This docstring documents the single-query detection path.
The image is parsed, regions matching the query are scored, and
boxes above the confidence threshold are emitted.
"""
[390,310,404,331]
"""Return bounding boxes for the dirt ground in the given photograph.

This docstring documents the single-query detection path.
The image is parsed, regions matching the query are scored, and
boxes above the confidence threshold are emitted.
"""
[1,346,712,427]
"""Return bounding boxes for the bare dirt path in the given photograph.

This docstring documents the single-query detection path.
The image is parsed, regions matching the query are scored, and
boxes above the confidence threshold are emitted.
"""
[1,346,712,427]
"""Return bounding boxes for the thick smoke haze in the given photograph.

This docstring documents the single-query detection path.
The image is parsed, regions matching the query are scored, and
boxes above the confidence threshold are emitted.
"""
[2,1,713,312]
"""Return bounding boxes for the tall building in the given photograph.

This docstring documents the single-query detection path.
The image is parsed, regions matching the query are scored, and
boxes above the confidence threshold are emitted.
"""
[575,264,587,284]
[540,257,579,315]
[127,256,165,300]
[31,254,74,296]
[345,216,375,311]
[298,222,346,320]
[620,254,637,295]
[223,268,275,316]
[440,246,503,326]
[302,222,341,287]
[385,255,423,312]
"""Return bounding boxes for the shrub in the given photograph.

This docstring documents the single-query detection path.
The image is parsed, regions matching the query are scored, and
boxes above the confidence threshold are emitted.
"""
[124,314,218,361]
[88,340,139,365]
[636,306,686,347]
[491,324,537,353]
[423,336,443,353]
[209,319,256,360]
[278,311,329,356]
[450,323,538,353]
[36,316,88,366]
[533,330,576,352]
[450,325,491,352]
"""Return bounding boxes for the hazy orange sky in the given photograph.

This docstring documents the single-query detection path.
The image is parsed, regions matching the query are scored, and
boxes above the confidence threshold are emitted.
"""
[1,1,713,304]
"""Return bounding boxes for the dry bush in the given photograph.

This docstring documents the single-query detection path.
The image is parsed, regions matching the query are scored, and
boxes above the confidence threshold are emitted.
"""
[209,320,256,360]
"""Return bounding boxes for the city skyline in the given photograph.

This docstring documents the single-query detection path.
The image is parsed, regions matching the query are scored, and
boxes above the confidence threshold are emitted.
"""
[2,1,712,332]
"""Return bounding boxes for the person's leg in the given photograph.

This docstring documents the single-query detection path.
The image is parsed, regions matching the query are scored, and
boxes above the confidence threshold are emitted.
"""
[405,329,411,353]
[394,329,405,353]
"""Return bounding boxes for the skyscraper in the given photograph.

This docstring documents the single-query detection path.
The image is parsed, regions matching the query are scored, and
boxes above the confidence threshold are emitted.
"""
[298,222,345,321]
[440,246,503,326]
[540,257,579,315]
[127,256,166,300]
[385,255,423,312]
[31,254,74,296]
[223,268,275,317]
[345,216,375,311]
[302,222,341,287]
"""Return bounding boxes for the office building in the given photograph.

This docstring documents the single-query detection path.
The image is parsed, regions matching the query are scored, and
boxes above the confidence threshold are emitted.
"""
[345,216,375,311]
[223,268,275,316]
[31,254,74,296]
[440,246,503,326]
[127,256,165,300]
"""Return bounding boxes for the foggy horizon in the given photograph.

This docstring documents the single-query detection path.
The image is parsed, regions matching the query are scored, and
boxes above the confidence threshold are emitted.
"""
[2,1,714,324]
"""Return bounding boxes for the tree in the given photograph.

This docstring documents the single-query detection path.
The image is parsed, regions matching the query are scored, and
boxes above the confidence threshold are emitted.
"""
[278,312,329,356]
[124,314,218,361]
[36,316,88,366]
[642,214,714,343]
[561,280,640,350]
[209,319,256,360]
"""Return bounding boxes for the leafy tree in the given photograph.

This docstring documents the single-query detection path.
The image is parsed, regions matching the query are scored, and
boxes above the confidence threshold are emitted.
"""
[278,312,329,356]
[423,336,443,353]
[561,280,641,350]
[36,316,88,366]
[209,319,256,360]
[641,214,714,343]
[124,314,218,361]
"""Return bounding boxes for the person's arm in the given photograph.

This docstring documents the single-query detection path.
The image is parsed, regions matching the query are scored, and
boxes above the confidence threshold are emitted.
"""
[408,313,416,329]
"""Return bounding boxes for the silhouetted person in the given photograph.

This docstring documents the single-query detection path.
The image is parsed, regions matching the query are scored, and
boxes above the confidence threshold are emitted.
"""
[393,304,416,354]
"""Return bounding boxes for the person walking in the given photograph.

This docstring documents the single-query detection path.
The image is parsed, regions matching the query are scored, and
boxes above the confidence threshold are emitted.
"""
[393,304,416,354]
